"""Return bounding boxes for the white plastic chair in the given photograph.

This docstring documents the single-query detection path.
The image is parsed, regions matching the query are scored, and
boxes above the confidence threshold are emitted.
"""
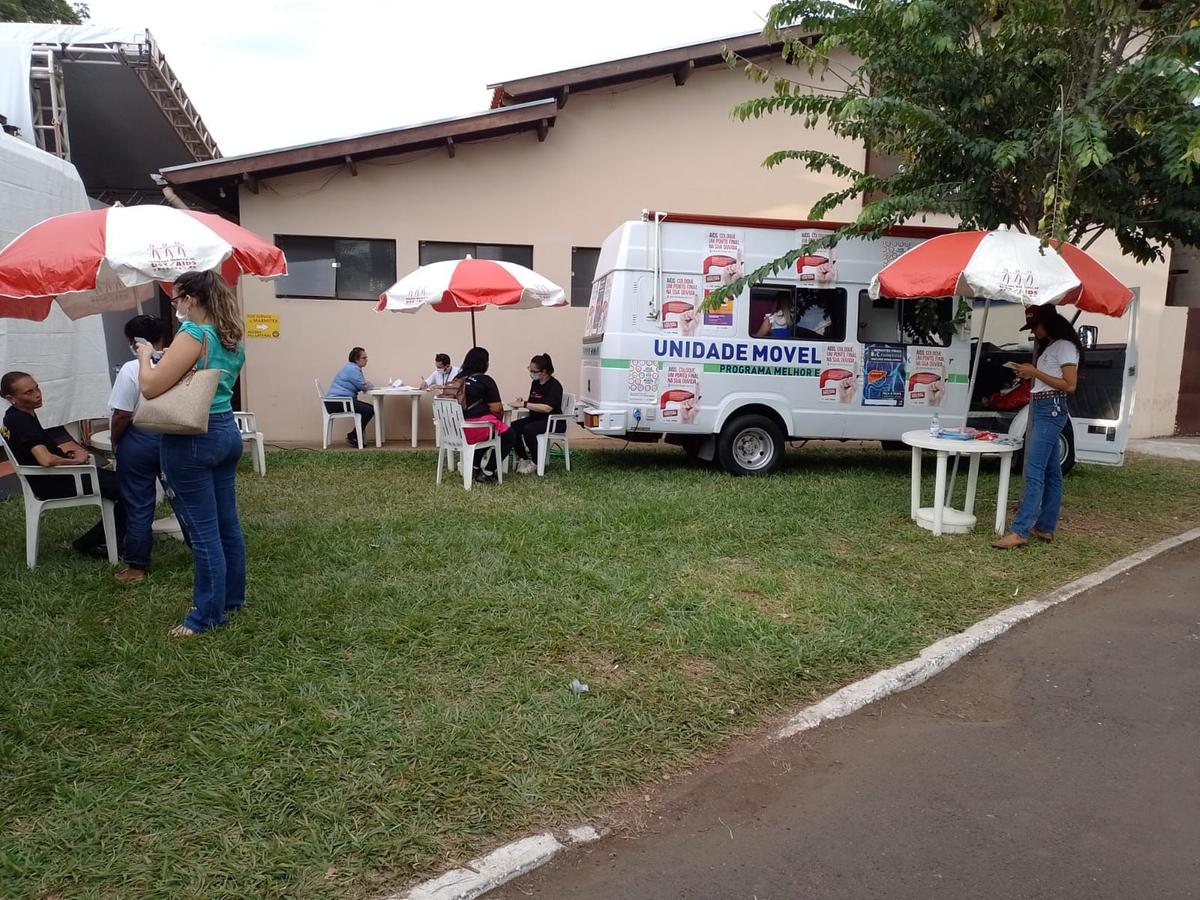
[315,379,363,449]
[536,391,576,477]
[0,432,118,568]
[433,398,504,490]
[233,411,266,475]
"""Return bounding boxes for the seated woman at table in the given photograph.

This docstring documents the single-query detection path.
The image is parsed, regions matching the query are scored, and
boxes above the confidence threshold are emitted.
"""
[509,353,565,475]
[419,352,461,395]
[327,347,374,446]
[2,370,126,560]
[458,346,513,481]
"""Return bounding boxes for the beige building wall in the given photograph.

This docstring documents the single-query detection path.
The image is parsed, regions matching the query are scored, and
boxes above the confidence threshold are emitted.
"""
[235,58,1182,442]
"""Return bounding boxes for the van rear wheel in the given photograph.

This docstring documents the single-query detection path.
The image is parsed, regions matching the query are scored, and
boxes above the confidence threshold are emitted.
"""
[717,414,784,476]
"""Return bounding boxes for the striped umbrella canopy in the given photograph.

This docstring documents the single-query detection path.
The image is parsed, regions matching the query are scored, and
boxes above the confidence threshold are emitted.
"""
[0,205,287,321]
[868,228,1133,316]
[868,228,1133,432]
[376,256,566,345]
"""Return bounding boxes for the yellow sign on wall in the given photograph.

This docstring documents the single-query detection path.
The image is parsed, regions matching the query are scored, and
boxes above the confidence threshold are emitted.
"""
[245,313,280,339]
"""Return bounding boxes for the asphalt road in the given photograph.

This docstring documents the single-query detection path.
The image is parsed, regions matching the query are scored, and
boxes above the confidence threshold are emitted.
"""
[491,542,1200,900]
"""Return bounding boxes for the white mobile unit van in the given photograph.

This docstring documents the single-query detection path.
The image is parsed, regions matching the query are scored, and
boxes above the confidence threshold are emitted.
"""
[578,212,1138,475]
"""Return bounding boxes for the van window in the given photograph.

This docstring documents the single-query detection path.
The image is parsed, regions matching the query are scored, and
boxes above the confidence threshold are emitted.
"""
[856,291,954,347]
[749,285,847,342]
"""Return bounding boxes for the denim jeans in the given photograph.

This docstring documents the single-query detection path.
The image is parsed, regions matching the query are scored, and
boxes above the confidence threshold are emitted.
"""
[510,416,566,463]
[1011,394,1069,538]
[161,412,245,631]
[115,425,162,570]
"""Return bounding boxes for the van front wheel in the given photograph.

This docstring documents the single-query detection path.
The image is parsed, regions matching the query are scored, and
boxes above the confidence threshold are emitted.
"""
[717,414,785,476]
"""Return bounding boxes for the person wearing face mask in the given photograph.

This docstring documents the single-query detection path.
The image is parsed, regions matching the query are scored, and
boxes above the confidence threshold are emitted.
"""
[137,271,246,637]
[2,370,126,560]
[108,314,174,584]
[419,352,461,395]
[509,353,565,475]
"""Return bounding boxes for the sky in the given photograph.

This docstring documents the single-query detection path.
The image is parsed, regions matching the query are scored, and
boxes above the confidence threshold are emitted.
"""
[86,0,774,157]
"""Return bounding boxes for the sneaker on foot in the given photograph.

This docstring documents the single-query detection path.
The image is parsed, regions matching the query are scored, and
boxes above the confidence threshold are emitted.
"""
[516,459,537,475]
[115,567,147,585]
[992,532,1028,550]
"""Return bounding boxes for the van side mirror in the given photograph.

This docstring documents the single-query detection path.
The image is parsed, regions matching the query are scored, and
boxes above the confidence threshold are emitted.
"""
[1078,325,1098,349]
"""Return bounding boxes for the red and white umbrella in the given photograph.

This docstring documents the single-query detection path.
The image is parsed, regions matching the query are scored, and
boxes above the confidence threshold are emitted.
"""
[868,228,1134,430]
[376,256,566,345]
[0,205,288,321]
[868,229,1133,316]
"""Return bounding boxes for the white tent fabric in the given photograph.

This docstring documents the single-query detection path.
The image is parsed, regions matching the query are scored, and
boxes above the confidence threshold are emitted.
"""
[0,137,111,427]
[0,24,144,147]
[0,39,33,145]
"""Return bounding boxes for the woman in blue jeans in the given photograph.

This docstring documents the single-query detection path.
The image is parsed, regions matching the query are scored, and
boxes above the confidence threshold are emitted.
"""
[993,305,1083,550]
[137,270,246,636]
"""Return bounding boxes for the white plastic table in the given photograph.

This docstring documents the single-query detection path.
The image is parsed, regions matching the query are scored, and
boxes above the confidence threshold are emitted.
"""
[88,429,185,541]
[901,430,1017,537]
[368,387,424,448]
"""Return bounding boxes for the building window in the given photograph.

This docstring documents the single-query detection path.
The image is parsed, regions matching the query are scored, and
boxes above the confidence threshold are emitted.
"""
[273,235,396,301]
[747,285,847,342]
[419,241,534,268]
[571,247,601,307]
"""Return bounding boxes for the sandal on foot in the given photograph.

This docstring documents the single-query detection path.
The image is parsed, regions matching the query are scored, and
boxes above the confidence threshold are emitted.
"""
[1031,528,1055,543]
[167,624,199,638]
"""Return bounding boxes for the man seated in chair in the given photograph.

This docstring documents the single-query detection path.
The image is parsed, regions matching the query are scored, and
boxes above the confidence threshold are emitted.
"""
[2,371,126,560]
[326,346,374,446]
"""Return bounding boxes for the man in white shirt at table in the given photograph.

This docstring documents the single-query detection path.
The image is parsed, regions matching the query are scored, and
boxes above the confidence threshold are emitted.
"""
[419,353,461,395]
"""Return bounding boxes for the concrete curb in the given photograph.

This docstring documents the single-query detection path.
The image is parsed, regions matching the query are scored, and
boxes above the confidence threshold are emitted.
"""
[393,527,1200,900]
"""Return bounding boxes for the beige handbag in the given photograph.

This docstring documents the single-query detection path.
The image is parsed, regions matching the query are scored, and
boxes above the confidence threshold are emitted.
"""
[133,334,221,435]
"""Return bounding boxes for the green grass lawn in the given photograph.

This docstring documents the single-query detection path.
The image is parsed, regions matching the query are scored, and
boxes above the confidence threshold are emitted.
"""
[2,446,1198,899]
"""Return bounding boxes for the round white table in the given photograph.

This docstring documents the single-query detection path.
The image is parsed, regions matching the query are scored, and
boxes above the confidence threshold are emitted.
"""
[88,429,185,541]
[368,387,425,448]
[901,430,1018,537]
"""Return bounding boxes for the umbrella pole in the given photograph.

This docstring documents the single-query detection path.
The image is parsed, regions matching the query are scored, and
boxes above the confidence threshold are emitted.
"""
[947,296,992,508]
[963,296,991,428]
[471,309,478,348]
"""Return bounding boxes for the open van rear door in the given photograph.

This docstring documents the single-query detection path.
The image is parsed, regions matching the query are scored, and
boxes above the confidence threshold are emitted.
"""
[1070,295,1138,466]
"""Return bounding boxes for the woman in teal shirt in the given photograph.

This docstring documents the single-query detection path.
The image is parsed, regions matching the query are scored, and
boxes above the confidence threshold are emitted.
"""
[137,270,246,637]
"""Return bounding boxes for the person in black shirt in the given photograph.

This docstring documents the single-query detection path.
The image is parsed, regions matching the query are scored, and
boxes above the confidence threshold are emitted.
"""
[457,347,514,480]
[2,371,125,559]
[510,353,566,474]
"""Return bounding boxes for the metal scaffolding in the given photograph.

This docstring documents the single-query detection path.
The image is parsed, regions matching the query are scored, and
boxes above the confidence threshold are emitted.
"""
[26,29,220,164]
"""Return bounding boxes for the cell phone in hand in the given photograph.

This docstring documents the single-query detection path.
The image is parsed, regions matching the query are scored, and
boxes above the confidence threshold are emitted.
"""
[1003,361,1019,369]
[133,337,150,346]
